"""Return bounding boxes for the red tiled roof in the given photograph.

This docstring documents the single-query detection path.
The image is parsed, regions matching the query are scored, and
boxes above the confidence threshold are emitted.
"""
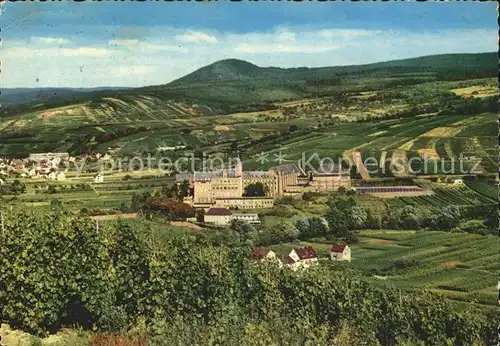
[205,208,232,216]
[294,246,317,260]
[282,255,296,265]
[251,247,270,260]
[331,243,347,253]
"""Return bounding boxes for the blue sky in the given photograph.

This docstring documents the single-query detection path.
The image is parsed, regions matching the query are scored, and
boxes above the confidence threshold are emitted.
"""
[1,2,496,87]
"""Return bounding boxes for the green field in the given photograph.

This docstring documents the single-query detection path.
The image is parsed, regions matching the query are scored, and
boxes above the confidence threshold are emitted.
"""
[271,230,498,306]
[241,112,497,175]
[9,172,174,212]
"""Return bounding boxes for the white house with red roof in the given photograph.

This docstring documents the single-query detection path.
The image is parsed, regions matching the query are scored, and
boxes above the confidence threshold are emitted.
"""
[330,243,351,262]
[285,246,318,270]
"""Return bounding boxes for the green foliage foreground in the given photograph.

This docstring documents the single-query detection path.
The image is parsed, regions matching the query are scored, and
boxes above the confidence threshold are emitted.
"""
[0,208,498,345]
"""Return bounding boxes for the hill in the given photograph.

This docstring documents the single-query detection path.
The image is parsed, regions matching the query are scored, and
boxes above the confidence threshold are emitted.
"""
[3,52,496,115]
[168,59,270,84]
[168,52,497,86]
[0,52,497,156]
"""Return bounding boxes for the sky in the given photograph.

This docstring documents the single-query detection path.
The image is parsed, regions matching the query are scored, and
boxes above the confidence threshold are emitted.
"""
[0,1,497,88]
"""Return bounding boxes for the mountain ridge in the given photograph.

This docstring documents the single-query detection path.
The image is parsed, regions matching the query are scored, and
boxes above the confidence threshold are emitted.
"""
[167,52,497,86]
[2,52,496,116]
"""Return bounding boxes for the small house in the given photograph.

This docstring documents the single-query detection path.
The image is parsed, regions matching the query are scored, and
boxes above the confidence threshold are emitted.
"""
[288,246,318,269]
[330,243,351,262]
[204,208,232,225]
[94,173,104,183]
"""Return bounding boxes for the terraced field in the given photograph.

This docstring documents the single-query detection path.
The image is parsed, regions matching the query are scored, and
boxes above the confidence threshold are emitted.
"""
[465,179,498,200]
[243,112,497,175]
[385,185,496,213]
[353,230,498,306]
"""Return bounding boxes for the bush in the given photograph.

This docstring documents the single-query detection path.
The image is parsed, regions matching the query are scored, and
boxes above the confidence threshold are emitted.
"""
[455,219,490,235]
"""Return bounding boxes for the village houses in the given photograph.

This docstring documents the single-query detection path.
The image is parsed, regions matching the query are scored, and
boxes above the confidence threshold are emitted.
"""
[48,171,67,181]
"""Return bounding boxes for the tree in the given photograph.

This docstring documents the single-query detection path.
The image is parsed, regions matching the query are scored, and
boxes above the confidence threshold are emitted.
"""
[230,219,255,245]
[302,192,314,202]
[178,180,191,202]
[230,140,238,155]
[196,209,205,223]
[295,217,329,239]
[350,206,367,229]
[432,205,461,231]
[119,202,129,213]
[399,206,420,230]
[145,197,196,220]
[325,195,366,242]
[258,222,299,246]
[366,209,383,230]
[131,192,152,212]
[244,183,268,197]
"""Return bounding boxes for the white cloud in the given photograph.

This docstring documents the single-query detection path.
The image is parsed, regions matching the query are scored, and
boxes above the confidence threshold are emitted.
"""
[231,28,344,54]
[109,39,187,53]
[111,66,155,76]
[276,31,296,42]
[3,46,110,58]
[175,31,217,44]
[109,39,140,47]
[2,27,496,88]
[318,29,376,40]
[235,43,342,54]
[60,47,110,57]
[31,36,71,45]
